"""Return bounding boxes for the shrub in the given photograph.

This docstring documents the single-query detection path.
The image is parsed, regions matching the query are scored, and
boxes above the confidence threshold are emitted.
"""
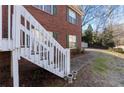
[108,47,113,51]
[113,48,124,53]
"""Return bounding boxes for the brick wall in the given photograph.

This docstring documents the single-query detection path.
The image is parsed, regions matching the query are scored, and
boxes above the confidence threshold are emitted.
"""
[0,52,11,81]
[24,5,82,48]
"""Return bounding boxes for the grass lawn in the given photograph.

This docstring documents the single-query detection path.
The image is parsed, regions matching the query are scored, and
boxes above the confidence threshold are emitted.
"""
[92,57,110,76]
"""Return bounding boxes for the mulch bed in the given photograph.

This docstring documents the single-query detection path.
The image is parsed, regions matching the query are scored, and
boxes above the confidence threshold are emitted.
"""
[0,67,66,87]
[0,64,66,87]
[19,68,66,87]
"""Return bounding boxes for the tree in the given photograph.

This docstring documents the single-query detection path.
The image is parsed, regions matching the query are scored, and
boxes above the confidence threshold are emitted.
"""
[80,5,121,48]
[80,5,119,31]
[101,28,115,48]
[83,24,93,47]
[92,31,102,48]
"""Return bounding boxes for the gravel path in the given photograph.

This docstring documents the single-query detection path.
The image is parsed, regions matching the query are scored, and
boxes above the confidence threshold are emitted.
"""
[71,50,97,72]
[67,48,124,87]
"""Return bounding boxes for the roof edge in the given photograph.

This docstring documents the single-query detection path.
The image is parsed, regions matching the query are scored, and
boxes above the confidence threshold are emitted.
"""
[68,5,83,16]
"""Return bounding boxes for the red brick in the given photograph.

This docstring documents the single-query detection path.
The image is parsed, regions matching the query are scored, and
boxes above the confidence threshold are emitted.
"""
[24,5,82,48]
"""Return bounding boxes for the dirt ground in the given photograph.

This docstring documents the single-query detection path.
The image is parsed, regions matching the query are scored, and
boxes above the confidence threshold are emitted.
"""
[66,49,124,87]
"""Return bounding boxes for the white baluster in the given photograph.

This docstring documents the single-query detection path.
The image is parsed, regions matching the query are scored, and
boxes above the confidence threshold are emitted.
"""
[16,6,20,48]
[65,49,70,76]
[61,51,63,73]
[13,6,16,49]
[29,19,32,59]
[55,45,57,72]
[8,5,11,49]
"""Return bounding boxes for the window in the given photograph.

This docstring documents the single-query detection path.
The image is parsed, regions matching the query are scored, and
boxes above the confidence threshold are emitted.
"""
[53,32,58,40]
[44,5,52,14]
[68,35,77,48]
[48,31,58,40]
[49,32,53,37]
[68,9,77,24]
[33,5,56,15]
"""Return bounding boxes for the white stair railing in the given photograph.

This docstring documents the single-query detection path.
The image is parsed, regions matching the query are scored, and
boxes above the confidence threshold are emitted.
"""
[12,5,70,78]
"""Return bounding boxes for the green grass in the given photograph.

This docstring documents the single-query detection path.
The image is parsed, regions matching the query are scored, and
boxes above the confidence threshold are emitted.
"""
[92,57,109,76]
[113,67,124,72]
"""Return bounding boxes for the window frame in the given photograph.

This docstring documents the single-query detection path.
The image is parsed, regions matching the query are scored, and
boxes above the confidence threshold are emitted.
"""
[67,8,77,24]
[33,5,55,15]
[68,35,77,49]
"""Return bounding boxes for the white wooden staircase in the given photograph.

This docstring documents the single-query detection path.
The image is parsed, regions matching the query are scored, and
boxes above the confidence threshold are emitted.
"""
[0,5,70,87]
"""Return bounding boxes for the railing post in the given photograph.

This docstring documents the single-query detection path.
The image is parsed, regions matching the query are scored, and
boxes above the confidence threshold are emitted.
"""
[29,19,32,59]
[13,5,20,49]
[50,42,54,72]
[65,49,70,76]
[8,5,11,49]
[16,7,20,48]
[11,49,19,87]
[12,5,16,49]
[0,5,2,47]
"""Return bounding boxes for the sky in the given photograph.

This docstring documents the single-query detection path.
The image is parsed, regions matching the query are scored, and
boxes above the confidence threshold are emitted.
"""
[82,5,124,32]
